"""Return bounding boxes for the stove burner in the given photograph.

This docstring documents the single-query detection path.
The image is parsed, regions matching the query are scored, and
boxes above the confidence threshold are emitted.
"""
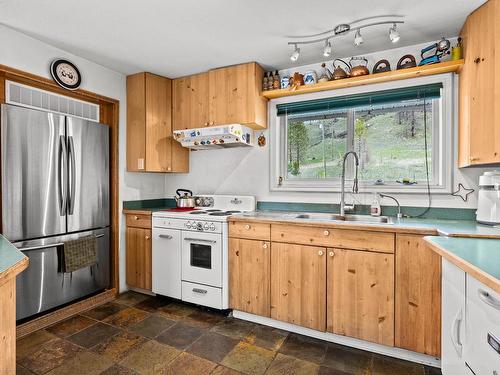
[205,209,221,212]
[226,210,241,214]
[189,211,207,215]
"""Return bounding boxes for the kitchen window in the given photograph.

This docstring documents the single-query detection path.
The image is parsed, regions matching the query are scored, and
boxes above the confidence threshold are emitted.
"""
[270,75,454,193]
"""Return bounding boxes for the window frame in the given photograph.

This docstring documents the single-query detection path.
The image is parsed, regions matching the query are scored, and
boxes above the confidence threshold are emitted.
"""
[269,73,454,193]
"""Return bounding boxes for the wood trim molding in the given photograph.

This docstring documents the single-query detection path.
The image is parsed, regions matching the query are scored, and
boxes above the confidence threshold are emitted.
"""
[16,289,117,339]
[0,64,120,292]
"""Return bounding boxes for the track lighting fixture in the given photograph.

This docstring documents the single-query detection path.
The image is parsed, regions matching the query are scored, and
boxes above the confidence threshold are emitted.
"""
[354,29,363,46]
[290,44,300,62]
[389,23,400,43]
[323,40,332,57]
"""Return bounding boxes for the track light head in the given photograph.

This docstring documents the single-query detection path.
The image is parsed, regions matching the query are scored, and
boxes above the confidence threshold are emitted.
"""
[323,40,332,57]
[389,23,400,43]
[354,29,363,46]
[290,45,300,62]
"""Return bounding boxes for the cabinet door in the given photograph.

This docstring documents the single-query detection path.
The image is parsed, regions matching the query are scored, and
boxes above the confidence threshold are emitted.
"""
[328,248,394,346]
[208,62,267,129]
[145,73,172,172]
[173,73,210,130]
[271,243,326,331]
[126,227,152,290]
[395,234,441,356]
[126,73,146,171]
[228,238,270,316]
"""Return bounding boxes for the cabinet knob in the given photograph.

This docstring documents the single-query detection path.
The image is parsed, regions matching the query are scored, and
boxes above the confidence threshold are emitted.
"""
[318,250,324,256]
[262,243,268,249]
[235,250,239,257]
[134,216,139,220]
[210,121,215,126]
[244,224,251,230]
[167,166,172,171]
[204,122,209,126]
[145,235,150,240]
[323,230,330,236]
[329,251,335,257]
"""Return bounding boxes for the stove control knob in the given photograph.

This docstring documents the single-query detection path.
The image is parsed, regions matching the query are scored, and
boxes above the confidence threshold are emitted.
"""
[210,224,216,231]
[196,222,203,231]
[204,223,209,230]
[186,222,192,229]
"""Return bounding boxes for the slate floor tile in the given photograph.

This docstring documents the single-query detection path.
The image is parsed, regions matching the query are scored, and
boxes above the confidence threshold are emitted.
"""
[317,366,353,375]
[91,330,147,361]
[279,333,328,364]
[16,330,58,360]
[18,338,82,374]
[424,366,442,375]
[115,291,150,306]
[103,307,149,328]
[157,302,196,320]
[156,322,204,350]
[133,296,172,313]
[67,322,120,349]
[245,325,288,351]
[160,352,217,375]
[119,340,180,375]
[221,341,275,375]
[99,364,140,375]
[83,302,127,321]
[322,343,372,374]
[187,332,239,363]
[211,318,256,340]
[46,315,97,337]
[183,309,224,330]
[45,350,113,375]
[211,366,243,375]
[16,365,35,375]
[371,354,425,375]
[129,314,175,338]
[265,353,320,375]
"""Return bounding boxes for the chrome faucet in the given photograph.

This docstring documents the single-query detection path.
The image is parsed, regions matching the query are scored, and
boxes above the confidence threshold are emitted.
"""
[379,193,403,219]
[340,151,359,216]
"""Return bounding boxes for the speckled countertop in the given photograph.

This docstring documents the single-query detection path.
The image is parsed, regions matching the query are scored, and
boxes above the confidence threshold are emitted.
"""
[0,234,28,283]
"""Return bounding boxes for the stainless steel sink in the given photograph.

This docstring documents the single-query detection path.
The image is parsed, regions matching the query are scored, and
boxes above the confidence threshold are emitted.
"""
[342,214,393,224]
[294,213,344,221]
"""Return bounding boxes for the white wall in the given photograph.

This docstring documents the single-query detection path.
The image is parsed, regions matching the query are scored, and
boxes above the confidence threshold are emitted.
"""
[0,24,166,292]
[164,39,491,210]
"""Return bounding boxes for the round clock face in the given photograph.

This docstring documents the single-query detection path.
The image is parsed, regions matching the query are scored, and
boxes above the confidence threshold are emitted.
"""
[50,59,81,90]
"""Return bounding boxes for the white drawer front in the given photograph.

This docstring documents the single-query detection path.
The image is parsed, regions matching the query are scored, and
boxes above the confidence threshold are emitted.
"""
[181,281,222,309]
[465,275,500,374]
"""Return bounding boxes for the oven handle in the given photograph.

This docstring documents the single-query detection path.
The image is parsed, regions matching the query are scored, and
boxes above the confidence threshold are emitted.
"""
[184,238,217,244]
[158,234,173,240]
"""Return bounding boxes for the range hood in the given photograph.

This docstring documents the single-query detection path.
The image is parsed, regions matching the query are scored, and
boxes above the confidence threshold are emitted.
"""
[173,124,254,150]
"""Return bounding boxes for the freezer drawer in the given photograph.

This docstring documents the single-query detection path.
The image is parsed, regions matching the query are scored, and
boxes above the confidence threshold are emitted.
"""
[15,228,110,321]
[465,275,500,374]
[152,228,181,299]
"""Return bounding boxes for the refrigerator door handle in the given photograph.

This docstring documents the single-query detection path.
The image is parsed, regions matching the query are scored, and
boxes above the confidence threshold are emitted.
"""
[18,233,105,252]
[68,136,76,215]
[58,135,68,216]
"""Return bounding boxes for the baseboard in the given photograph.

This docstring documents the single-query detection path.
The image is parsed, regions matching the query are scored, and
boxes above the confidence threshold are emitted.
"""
[232,310,441,368]
[16,288,117,339]
[127,286,156,296]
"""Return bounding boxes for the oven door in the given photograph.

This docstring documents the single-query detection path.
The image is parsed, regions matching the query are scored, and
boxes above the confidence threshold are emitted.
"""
[181,231,222,287]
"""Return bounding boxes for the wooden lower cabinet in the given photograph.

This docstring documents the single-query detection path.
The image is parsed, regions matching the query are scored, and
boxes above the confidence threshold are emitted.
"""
[395,234,441,357]
[126,227,152,290]
[327,248,394,346]
[228,238,270,316]
[271,243,326,331]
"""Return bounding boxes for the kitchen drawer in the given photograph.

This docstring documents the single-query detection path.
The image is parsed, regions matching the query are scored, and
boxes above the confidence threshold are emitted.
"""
[465,275,500,374]
[126,213,151,229]
[181,281,222,309]
[271,225,394,253]
[229,221,270,240]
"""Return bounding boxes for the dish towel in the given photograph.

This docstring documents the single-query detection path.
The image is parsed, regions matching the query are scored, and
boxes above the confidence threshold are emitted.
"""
[62,235,98,273]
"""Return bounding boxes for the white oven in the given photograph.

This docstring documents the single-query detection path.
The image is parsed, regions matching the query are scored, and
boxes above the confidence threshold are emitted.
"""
[181,230,222,288]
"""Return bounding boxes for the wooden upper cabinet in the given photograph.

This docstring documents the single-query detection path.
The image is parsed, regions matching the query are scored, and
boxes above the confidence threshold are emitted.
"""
[327,248,394,346]
[172,72,210,130]
[127,72,188,173]
[459,0,500,167]
[228,238,270,316]
[271,243,326,331]
[208,62,268,130]
[395,234,441,357]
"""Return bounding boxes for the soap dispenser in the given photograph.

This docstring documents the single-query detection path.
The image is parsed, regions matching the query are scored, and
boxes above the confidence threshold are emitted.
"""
[370,193,381,216]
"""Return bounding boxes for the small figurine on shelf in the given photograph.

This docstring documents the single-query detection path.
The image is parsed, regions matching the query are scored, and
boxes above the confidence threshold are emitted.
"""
[273,71,280,90]
[280,74,290,89]
[318,63,332,83]
[451,37,463,60]
[262,72,269,91]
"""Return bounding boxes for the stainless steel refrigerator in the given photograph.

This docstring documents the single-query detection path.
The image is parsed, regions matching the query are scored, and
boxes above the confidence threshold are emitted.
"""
[1,104,110,321]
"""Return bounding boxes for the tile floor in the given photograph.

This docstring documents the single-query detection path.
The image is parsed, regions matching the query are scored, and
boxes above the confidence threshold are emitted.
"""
[16,291,442,375]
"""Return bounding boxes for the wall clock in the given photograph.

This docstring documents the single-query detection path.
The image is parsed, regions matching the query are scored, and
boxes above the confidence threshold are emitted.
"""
[50,59,82,90]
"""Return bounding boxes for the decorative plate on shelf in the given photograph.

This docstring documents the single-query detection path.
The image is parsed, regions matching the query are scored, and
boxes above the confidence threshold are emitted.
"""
[50,59,81,90]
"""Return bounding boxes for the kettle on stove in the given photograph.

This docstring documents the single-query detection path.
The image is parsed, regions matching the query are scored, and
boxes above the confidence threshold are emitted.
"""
[476,171,500,225]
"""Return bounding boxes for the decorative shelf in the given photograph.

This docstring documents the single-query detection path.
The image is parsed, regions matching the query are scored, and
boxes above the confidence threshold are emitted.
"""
[262,60,464,100]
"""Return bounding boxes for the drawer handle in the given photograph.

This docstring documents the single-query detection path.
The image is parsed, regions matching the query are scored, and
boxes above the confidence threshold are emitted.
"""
[193,288,207,294]
[487,333,500,355]
[478,289,500,310]
[159,234,173,240]
[318,250,324,256]
[244,224,251,230]
[323,230,330,236]
[184,238,217,244]
[451,308,463,356]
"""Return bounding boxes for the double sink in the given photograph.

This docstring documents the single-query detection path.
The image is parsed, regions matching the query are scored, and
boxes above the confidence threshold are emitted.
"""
[241,211,394,225]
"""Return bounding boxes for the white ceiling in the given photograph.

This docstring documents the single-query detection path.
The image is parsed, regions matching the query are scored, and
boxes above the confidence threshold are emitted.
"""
[0,0,485,78]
